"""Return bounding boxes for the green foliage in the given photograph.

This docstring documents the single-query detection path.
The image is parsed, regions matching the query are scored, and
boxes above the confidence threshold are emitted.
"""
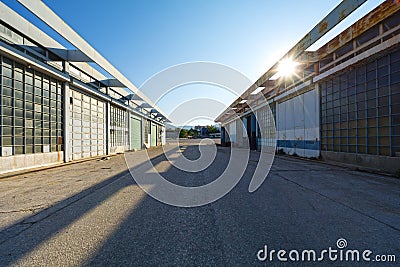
[188,128,195,137]
[206,125,220,134]
[179,129,188,138]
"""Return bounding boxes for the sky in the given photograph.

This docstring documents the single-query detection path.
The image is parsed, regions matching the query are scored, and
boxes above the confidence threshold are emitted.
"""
[3,0,385,126]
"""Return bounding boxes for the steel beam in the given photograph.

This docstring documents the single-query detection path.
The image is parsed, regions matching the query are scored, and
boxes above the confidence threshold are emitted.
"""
[0,2,120,89]
[17,0,169,121]
[308,1,400,62]
[49,48,93,62]
[0,2,63,49]
[100,79,126,88]
[125,93,144,101]
[216,0,368,122]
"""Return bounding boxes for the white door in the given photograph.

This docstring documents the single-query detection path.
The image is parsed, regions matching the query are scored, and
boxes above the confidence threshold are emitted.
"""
[130,115,142,150]
[69,88,106,160]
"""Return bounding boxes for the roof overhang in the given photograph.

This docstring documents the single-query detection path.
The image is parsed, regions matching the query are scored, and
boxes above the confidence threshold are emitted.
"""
[215,0,368,123]
[16,0,170,123]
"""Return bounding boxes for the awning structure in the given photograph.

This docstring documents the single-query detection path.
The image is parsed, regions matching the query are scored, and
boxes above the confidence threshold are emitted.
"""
[14,0,170,123]
[215,0,368,123]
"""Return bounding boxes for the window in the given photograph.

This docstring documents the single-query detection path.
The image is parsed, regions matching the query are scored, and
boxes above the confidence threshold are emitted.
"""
[110,105,128,147]
[0,55,63,156]
[319,50,400,156]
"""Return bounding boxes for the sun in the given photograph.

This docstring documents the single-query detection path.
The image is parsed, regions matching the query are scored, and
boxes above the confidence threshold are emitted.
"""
[278,57,299,77]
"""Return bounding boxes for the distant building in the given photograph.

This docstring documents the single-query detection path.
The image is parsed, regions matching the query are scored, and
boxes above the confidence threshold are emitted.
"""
[200,127,208,138]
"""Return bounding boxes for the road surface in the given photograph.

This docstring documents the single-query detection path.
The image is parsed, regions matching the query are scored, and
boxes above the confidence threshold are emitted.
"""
[0,140,399,266]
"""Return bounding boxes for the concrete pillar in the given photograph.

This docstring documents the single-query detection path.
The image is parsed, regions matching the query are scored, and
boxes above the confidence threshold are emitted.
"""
[127,112,131,151]
[106,99,111,155]
[63,61,70,163]
[142,118,146,149]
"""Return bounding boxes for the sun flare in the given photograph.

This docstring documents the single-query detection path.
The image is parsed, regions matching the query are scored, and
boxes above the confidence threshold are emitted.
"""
[278,58,299,77]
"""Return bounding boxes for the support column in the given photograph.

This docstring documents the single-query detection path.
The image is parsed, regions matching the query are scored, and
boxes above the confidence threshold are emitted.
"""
[63,61,70,163]
[127,111,132,151]
[142,118,146,149]
[106,97,111,155]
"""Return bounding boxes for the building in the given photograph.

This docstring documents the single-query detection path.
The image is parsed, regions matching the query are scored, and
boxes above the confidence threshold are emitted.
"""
[0,1,168,174]
[216,0,400,174]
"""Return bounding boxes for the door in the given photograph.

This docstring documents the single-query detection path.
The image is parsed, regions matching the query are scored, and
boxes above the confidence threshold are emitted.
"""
[151,123,157,147]
[69,88,106,161]
[130,116,142,150]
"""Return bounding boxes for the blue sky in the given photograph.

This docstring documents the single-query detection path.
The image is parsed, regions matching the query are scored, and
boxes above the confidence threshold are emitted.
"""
[3,0,385,125]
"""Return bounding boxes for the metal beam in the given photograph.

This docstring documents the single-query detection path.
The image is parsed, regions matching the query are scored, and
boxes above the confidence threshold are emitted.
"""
[125,93,144,101]
[48,48,93,62]
[100,79,126,88]
[0,41,69,81]
[0,2,63,50]
[1,1,170,125]
[17,0,169,121]
[307,1,400,63]
[225,0,368,113]
[140,103,153,109]
[0,3,115,87]
[289,0,367,59]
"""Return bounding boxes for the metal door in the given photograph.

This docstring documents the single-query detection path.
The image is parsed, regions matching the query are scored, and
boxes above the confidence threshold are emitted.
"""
[130,116,142,150]
[151,123,157,147]
[69,88,105,160]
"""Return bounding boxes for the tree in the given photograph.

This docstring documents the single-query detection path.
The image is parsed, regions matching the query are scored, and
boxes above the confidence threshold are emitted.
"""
[206,125,220,134]
[179,129,188,138]
[188,128,195,137]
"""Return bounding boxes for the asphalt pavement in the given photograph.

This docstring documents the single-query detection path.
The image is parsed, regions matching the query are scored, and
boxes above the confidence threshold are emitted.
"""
[0,140,399,266]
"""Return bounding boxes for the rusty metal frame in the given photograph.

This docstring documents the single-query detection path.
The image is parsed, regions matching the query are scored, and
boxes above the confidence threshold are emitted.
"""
[216,0,368,122]
[305,1,400,63]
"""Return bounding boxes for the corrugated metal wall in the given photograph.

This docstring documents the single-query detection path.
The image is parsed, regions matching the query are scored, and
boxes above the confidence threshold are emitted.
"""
[277,87,320,157]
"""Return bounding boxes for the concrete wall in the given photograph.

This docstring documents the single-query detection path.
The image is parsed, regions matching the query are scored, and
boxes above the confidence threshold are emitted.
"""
[321,151,400,174]
[276,87,320,158]
[0,152,64,174]
[110,146,127,154]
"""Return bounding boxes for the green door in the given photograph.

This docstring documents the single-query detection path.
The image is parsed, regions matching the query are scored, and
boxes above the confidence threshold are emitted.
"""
[151,123,157,147]
[130,116,142,150]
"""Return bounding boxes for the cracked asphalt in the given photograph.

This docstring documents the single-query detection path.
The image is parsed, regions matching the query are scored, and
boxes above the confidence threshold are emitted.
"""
[0,140,399,266]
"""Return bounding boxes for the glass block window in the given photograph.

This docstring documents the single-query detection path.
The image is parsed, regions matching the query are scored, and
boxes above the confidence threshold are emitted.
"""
[256,104,277,149]
[0,54,63,156]
[110,105,128,147]
[320,49,400,156]
[144,119,151,146]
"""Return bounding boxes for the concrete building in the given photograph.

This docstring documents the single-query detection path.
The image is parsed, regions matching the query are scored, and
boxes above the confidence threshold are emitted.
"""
[0,1,168,174]
[216,0,400,174]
